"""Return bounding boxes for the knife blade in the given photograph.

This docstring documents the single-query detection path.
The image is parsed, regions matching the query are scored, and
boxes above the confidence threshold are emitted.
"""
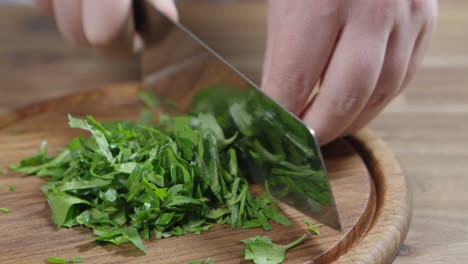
[133,0,341,230]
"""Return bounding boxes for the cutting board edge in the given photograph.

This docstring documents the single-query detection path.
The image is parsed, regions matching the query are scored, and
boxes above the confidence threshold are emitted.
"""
[336,130,413,264]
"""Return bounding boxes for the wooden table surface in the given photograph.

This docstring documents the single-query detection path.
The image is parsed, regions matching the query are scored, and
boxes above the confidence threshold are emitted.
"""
[0,1,466,263]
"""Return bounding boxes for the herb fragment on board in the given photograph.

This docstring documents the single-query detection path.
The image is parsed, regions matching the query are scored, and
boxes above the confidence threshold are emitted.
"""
[302,219,320,235]
[0,207,10,213]
[241,235,307,264]
[9,185,16,192]
[138,90,159,109]
[69,257,85,263]
[189,257,215,264]
[44,257,84,264]
[0,168,6,175]
[44,257,67,264]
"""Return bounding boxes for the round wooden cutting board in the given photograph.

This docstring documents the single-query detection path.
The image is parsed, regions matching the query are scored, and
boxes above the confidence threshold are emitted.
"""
[0,84,411,264]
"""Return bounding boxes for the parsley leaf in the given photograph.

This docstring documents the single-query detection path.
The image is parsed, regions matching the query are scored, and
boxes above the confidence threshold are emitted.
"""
[46,192,90,227]
[95,227,146,254]
[68,115,114,163]
[0,207,10,213]
[9,185,16,192]
[241,235,307,264]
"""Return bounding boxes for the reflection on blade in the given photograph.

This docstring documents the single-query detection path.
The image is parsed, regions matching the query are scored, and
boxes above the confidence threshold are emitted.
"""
[190,85,341,230]
[134,0,341,229]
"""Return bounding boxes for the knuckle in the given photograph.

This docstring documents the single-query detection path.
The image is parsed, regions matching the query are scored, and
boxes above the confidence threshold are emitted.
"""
[264,68,314,112]
[383,53,408,78]
[362,0,401,27]
[268,69,312,98]
[316,0,341,19]
[352,53,376,79]
[379,0,399,11]
[387,60,405,75]
[411,0,430,12]
[281,0,341,22]
[411,0,439,23]
[411,0,425,10]
[368,91,392,108]
[326,89,368,118]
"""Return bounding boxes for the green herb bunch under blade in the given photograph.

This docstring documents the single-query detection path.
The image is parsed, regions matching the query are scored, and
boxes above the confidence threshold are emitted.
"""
[192,86,331,208]
[11,114,291,253]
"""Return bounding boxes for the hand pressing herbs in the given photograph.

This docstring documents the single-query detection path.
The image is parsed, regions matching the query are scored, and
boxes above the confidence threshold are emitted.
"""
[241,234,307,264]
[11,114,291,253]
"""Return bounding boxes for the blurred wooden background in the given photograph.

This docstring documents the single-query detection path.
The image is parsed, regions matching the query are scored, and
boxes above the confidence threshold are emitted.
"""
[0,1,467,263]
[375,1,468,263]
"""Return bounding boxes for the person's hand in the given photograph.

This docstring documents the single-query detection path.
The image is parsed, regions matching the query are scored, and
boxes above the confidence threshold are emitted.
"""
[34,0,177,54]
[262,0,438,145]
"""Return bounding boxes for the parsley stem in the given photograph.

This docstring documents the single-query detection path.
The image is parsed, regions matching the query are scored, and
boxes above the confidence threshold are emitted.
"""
[286,234,307,250]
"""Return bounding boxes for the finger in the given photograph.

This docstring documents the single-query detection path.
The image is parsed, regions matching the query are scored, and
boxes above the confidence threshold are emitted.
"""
[52,0,88,46]
[82,0,133,55]
[302,24,390,145]
[261,0,342,115]
[35,0,54,16]
[343,28,414,135]
[346,1,438,135]
[400,29,436,94]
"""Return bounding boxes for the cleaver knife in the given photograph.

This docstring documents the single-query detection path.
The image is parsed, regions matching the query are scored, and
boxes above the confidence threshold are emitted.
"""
[133,0,341,230]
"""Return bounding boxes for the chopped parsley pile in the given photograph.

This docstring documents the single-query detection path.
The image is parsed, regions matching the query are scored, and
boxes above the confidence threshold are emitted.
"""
[11,114,290,253]
[10,86,325,263]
